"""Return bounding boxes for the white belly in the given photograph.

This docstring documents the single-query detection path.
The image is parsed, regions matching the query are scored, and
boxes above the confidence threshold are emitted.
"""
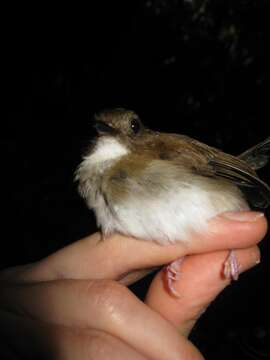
[98,176,249,244]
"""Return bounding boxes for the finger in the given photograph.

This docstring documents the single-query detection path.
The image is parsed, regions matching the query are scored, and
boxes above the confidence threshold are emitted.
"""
[118,267,157,286]
[145,245,260,336]
[0,279,203,359]
[70,330,148,360]
[0,308,67,359]
[0,310,147,360]
[2,211,267,284]
[190,211,267,253]
[64,329,148,360]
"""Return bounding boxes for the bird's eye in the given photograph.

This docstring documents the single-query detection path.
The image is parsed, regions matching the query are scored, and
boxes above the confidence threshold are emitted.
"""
[130,118,141,134]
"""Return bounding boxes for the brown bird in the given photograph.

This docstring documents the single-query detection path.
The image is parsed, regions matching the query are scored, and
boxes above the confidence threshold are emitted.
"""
[75,108,270,294]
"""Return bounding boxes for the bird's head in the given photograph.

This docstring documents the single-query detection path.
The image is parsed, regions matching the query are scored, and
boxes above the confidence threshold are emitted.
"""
[93,108,145,139]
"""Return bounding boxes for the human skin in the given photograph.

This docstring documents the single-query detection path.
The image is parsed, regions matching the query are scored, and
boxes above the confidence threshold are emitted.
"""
[0,211,267,359]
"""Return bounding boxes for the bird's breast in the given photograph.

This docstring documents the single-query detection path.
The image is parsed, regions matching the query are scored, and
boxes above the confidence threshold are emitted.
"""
[96,159,249,244]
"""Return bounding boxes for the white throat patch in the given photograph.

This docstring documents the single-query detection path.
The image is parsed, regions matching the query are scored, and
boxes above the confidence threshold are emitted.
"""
[84,136,129,165]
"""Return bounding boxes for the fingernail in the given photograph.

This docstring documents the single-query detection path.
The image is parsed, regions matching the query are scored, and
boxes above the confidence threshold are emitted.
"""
[221,211,265,222]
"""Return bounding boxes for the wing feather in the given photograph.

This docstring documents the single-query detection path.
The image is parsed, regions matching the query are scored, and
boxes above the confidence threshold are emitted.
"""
[188,137,270,208]
[145,132,270,208]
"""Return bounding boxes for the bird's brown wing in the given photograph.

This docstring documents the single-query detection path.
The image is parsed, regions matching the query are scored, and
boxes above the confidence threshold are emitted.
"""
[188,138,270,208]
[239,136,270,170]
[143,131,270,207]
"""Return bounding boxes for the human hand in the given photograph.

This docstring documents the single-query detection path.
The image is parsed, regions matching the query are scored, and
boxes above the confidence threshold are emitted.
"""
[0,211,267,359]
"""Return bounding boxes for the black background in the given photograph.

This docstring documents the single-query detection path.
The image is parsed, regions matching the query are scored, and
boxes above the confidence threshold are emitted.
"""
[2,1,270,358]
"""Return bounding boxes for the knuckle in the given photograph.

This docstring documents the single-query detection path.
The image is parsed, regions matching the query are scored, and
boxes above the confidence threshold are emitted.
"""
[95,280,129,310]
[84,279,131,318]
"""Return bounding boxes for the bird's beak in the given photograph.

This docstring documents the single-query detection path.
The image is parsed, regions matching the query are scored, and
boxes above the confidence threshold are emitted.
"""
[93,120,116,135]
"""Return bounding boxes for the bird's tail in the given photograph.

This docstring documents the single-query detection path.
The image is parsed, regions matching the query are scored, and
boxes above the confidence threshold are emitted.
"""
[239,136,270,170]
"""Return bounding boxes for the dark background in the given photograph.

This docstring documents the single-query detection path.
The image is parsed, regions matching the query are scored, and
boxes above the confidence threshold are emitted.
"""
[2,1,270,358]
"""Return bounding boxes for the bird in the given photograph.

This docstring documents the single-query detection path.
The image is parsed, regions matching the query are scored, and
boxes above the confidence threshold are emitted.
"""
[75,108,270,295]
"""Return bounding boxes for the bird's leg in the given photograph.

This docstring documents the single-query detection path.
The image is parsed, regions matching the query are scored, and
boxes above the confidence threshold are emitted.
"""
[164,251,240,298]
[223,249,240,281]
[164,257,185,298]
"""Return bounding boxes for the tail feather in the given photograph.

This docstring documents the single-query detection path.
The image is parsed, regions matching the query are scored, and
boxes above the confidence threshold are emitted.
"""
[239,136,270,170]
